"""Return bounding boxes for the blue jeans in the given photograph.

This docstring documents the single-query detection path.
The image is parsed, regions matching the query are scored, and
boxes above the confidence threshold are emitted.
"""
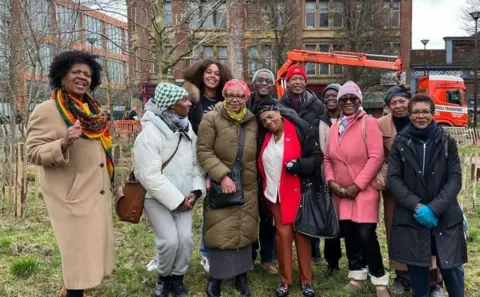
[407,265,464,297]
[199,217,210,258]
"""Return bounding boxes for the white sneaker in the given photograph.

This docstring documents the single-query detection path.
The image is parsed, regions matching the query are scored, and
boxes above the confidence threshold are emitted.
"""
[200,255,210,272]
[146,253,160,272]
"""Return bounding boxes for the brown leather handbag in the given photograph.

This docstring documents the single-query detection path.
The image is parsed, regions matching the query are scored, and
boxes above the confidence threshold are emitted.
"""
[115,136,182,223]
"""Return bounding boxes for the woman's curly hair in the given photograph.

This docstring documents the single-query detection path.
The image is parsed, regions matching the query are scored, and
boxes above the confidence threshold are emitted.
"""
[182,59,233,100]
[48,50,103,91]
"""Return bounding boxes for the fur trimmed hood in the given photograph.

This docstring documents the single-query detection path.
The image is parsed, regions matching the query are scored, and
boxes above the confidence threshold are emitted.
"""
[183,81,200,104]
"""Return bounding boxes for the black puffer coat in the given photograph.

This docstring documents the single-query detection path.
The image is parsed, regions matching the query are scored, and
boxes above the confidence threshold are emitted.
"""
[387,126,467,269]
[279,89,324,137]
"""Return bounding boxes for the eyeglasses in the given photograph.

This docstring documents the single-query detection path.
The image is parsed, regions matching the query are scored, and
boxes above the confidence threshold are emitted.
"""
[255,78,273,85]
[225,94,246,101]
[338,96,359,105]
[411,110,432,116]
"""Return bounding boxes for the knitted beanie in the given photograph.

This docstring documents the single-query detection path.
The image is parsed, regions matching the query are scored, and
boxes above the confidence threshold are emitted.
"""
[337,81,363,102]
[252,68,275,83]
[285,65,307,82]
[152,83,189,113]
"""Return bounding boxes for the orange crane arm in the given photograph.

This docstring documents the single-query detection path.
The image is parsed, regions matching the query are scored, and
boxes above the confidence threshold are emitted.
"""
[276,50,404,98]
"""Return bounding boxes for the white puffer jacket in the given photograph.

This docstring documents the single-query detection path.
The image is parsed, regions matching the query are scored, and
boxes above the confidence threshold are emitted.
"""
[133,110,206,211]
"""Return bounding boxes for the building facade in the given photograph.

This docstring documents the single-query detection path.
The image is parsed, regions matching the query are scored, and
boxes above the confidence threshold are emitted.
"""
[0,0,129,113]
[128,0,412,112]
[410,35,479,110]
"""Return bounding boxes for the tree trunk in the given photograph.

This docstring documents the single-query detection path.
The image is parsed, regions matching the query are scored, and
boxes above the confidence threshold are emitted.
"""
[227,0,245,79]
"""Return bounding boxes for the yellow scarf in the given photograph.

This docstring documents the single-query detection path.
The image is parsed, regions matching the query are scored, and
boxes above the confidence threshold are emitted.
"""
[223,101,247,122]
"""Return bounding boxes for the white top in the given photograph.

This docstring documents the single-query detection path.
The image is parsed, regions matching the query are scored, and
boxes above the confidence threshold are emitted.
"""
[262,133,284,204]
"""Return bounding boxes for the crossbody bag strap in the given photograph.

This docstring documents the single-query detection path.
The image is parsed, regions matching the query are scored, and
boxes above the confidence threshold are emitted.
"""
[162,134,182,171]
[234,124,246,168]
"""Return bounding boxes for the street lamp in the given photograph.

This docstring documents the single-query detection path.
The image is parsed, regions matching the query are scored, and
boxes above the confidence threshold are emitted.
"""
[86,36,97,54]
[470,11,480,129]
[420,39,429,77]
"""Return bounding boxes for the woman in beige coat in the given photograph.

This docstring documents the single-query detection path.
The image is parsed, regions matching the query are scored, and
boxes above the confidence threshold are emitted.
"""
[26,51,115,297]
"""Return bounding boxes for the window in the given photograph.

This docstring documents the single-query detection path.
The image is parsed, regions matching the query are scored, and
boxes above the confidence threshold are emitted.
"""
[107,24,123,54]
[319,2,329,28]
[319,44,329,75]
[28,43,54,74]
[275,2,285,27]
[84,15,103,49]
[164,46,173,76]
[26,0,53,33]
[332,44,343,74]
[164,2,172,26]
[305,0,316,28]
[190,1,227,29]
[304,44,316,75]
[447,90,462,105]
[248,46,259,76]
[218,46,228,66]
[392,0,400,27]
[189,45,229,67]
[331,0,343,28]
[392,43,400,56]
[261,45,272,69]
[107,60,125,84]
[383,1,390,27]
[57,5,80,42]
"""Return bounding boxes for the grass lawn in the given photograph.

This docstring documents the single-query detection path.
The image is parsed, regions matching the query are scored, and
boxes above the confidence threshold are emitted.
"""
[1,198,480,297]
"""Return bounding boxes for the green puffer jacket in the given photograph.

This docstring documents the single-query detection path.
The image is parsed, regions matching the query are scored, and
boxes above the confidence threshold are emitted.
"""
[197,106,259,249]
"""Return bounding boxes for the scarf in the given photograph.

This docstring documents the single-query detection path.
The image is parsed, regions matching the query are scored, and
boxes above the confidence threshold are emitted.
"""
[338,113,358,142]
[223,101,247,122]
[53,89,114,184]
[392,116,410,133]
[286,90,303,113]
[165,111,189,130]
[407,121,437,142]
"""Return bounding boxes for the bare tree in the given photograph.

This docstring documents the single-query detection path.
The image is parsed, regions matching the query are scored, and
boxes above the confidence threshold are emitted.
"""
[334,0,397,89]
[462,0,480,35]
[245,0,300,76]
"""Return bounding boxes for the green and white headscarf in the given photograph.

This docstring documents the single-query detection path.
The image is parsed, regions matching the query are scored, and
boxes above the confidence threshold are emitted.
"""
[151,83,189,113]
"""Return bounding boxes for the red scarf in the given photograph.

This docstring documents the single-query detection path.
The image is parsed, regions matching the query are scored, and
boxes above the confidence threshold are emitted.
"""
[258,118,302,224]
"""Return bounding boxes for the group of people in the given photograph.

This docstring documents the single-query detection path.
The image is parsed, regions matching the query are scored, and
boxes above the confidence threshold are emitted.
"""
[25,50,467,297]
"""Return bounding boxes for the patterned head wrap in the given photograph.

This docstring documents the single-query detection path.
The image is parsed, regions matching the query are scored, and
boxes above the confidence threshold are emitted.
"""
[152,83,189,113]
[255,99,280,116]
[222,79,251,100]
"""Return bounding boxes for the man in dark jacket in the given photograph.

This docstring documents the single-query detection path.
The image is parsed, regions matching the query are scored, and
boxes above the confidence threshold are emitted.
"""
[387,94,467,297]
[248,68,278,275]
[278,65,324,135]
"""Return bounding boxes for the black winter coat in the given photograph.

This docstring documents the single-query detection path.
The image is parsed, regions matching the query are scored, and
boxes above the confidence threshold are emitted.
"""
[279,89,324,138]
[387,126,467,269]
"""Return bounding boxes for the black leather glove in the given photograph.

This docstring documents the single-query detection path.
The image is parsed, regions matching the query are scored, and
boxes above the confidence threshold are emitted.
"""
[285,159,301,175]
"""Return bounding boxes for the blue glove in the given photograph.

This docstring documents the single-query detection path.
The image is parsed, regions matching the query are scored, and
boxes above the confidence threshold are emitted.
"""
[414,205,438,229]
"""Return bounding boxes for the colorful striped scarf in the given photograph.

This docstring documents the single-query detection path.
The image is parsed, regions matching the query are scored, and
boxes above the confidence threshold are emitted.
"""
[53,89,114,184]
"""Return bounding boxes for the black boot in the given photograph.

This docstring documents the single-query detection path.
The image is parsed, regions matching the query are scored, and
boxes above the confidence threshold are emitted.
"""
[153,275,170,297]
[235,273,250,297]
[170,275,189,297]
[206,277,221,297]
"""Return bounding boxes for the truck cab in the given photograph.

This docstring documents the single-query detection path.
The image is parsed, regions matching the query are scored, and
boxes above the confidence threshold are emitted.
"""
[417,75,468,127]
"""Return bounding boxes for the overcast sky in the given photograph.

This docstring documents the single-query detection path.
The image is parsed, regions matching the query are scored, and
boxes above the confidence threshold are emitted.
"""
[412,0,469,49]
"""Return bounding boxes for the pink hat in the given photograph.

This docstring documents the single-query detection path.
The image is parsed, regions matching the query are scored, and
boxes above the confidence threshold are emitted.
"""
[337,81,363,102]
[222,79,251,99]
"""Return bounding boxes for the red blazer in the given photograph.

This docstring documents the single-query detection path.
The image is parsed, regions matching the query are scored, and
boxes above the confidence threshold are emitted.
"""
[258,118,302,224]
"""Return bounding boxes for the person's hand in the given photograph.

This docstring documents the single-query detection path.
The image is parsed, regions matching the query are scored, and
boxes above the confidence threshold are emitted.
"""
[414,204,438,229]
[221,176,236,194]
[177,196,194,212]
[285,159,301,175]
[345,184,361,198]
[214,101,223,111]
[186,193,197,208]
[328,181,346,197]
[61,119,82,152]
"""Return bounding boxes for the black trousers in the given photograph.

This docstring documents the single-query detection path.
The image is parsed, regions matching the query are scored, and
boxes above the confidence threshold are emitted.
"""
[341,220,385,278]
[252,197,276,263]
[66,290,84,297]
[311,237,342,268]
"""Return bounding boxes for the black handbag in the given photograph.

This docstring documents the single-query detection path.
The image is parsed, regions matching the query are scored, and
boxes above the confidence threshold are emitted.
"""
[294,182,340,239]
[208,124,246,209]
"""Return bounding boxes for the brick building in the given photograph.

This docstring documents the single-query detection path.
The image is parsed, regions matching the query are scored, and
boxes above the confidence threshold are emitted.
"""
[128,0,412,113]
[0,0,129,114]
[410,35,479,109]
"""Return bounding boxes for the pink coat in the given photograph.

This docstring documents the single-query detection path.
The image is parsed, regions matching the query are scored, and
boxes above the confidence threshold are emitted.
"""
[323,111,384,223]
